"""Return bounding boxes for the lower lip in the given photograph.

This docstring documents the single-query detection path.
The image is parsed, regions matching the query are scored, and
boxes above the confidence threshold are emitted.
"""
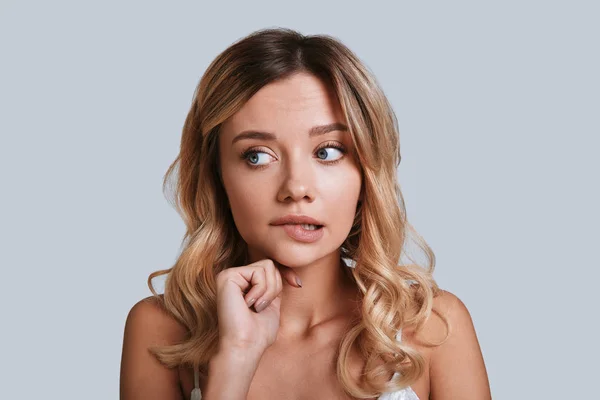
[278,224,324,243]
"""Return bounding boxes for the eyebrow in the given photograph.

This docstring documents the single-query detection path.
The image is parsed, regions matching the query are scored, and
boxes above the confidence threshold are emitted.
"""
[231,122,349,145]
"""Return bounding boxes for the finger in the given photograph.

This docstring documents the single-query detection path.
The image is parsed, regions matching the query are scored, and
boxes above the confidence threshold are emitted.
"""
[239,259,301,288]
[242,267,267,308]
[274,267,283,296]
[221,258,271,293]
[273,260,302,288]
[254,262,278,312]
[216,268,252,294]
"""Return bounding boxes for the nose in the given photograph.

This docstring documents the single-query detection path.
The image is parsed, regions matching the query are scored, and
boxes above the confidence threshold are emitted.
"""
[276,152,316,203]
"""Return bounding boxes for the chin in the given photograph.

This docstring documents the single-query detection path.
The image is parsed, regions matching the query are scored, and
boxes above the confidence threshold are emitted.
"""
[242,226,345,267]
[264,242,335,268]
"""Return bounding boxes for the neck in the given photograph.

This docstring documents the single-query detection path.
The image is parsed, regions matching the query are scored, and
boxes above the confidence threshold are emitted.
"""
[247,249,360,338]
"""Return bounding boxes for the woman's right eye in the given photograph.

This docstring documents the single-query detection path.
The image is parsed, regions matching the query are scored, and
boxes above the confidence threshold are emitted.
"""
[242,150,274,168]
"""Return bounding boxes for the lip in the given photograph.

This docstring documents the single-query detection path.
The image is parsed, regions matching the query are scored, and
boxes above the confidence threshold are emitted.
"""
[279,224,325,243]
[270,214,325,226]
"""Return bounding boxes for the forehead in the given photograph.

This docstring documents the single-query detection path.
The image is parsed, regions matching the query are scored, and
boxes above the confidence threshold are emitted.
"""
[222,73,345,139]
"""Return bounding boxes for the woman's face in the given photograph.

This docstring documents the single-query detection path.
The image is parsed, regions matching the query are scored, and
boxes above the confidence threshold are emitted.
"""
[219,72,362,268]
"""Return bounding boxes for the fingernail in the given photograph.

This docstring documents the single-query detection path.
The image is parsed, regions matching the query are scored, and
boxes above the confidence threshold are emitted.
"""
[247,298,256,307]
[255,300,269,312]
[295,276,303,287]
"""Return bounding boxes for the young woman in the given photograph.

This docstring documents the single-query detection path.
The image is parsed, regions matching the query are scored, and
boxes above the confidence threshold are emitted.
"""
[120,28,491,400]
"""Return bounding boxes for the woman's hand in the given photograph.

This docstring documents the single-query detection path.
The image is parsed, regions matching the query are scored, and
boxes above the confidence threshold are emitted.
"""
[215,258,302,355]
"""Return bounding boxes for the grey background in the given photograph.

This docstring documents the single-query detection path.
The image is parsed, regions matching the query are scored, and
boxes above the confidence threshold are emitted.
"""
[1,1,598,399]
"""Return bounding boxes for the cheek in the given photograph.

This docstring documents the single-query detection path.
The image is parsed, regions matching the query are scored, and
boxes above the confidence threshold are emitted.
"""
[223,174,270,238]
[323,170,362,235]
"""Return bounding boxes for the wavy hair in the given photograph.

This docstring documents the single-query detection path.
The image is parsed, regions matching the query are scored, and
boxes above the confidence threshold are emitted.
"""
[147,27,448,398]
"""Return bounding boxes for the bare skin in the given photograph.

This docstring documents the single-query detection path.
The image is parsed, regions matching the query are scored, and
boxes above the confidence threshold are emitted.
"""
[218,72,364,340]
[120,72,491,399]
[182,73,488,398]
[175,287,484,400]
[125,286,480,400]
[177,301,435,400]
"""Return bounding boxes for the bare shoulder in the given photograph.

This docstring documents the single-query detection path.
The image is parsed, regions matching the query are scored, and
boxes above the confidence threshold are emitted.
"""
[402,289,460,343]
[126,295,188,339]
[424,289,492,400]
[120,295,188,400]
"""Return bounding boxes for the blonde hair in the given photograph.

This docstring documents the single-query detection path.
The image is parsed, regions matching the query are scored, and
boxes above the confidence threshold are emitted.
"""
[148,27,448,398]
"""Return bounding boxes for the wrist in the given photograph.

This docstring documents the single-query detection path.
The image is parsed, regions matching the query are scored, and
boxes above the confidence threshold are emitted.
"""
[217,339,267,359]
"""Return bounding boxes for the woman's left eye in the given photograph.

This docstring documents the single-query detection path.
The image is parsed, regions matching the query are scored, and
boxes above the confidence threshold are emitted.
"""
[316,146,345,162]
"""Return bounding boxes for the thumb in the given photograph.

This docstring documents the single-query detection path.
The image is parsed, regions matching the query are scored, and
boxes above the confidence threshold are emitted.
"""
[273,260,302,288]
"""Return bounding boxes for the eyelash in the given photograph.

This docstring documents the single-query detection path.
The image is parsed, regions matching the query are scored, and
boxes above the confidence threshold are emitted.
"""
[239,142,348,170]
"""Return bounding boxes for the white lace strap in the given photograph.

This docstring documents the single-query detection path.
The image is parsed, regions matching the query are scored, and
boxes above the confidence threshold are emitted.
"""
[396,327,403,342]
[191,365,202,400]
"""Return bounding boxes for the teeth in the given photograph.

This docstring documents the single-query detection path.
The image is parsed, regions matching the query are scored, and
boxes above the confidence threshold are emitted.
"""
[300,224,318,230]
